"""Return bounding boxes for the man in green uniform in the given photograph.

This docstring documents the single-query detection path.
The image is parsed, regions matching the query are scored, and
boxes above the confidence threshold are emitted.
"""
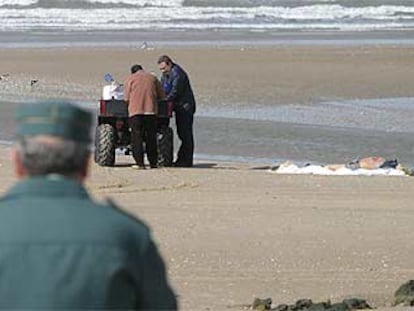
[0,101,177,310]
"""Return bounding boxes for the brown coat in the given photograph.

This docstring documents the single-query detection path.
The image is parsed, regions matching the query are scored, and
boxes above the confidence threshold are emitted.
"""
[124,70,165,116]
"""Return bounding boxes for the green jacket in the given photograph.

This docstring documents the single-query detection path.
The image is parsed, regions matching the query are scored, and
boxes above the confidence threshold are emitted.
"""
[0,176,177,310]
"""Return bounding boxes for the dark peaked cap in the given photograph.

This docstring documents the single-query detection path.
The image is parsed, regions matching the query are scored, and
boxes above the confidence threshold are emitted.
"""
[15,101,92,143]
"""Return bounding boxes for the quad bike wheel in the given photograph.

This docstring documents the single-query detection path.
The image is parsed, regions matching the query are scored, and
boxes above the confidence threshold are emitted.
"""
[157,126,173,167]
[95,124,116,166]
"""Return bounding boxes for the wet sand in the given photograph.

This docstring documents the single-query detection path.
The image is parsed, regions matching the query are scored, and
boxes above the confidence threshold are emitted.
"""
[0,46,414,106]
[1,45,414,165]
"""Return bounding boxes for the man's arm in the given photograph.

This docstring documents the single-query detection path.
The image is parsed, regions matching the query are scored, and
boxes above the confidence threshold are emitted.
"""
[165,68,182,102]
[137,239,177,310]
[155,79,166,100]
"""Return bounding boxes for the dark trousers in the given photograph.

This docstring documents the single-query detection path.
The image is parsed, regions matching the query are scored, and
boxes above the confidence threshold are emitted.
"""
[175,107,194,166]
[129,115,158,167]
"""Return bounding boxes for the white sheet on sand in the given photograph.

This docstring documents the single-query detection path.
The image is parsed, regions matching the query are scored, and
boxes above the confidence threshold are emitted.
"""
[271,163,407,176]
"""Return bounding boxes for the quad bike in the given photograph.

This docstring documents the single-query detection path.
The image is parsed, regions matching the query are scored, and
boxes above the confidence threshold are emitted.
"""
[94,74,173,167]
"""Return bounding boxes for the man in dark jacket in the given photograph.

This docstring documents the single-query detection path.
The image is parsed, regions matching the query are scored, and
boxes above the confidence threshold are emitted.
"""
[158,55,196,167]
[0,100,177,310]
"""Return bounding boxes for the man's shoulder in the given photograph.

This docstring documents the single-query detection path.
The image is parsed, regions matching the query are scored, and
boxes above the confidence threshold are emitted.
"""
[96,199,152,247]
[0,190,150,236]
[0,196,151,251]
[171,64,187,79]
[101,198,150,233]
[131,71,156,82]
[124,74,133,84]
[141,71,158,81]
[171,64,182,74]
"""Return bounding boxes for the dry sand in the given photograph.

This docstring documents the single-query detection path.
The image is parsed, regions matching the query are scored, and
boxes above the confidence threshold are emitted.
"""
[1,46,414,310]
[1,146,414,310]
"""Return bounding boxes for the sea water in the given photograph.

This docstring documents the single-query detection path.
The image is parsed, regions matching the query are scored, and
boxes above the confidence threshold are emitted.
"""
[1,0,414,33]
[195,97,414,166]
[2,1,414,48]
[1,97,413,167]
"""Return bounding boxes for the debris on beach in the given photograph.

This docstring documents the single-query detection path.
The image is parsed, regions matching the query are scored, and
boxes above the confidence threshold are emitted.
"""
[30,79,39,87]
[252,298,272,310]
[270,157,413,176]
[394,280,414,306]
[251,297,371,311]
[0,73,10,81]
[139,41,153,50]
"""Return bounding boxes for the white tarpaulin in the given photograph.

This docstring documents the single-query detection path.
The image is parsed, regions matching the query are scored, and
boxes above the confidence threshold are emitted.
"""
[271,163,407,176]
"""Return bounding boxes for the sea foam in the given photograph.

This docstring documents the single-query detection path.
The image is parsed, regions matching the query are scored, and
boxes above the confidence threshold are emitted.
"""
[1,0,414,31]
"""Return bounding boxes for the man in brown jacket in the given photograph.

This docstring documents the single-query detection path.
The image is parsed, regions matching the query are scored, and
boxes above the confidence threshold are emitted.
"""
[124,64,165,169]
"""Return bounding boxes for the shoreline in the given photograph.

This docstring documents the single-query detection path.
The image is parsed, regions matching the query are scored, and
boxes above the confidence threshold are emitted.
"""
[2,29,414,49]
[1,106,413,167]
[1,45,414,104]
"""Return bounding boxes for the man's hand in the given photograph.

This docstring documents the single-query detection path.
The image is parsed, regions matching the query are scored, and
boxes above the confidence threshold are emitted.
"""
[183,102,191,112]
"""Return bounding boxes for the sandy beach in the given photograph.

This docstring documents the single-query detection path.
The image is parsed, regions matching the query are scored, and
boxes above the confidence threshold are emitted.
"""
[1,46,414,105]
[1,146,414,310]
[1,45,414,164]
[1,45,414,310]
